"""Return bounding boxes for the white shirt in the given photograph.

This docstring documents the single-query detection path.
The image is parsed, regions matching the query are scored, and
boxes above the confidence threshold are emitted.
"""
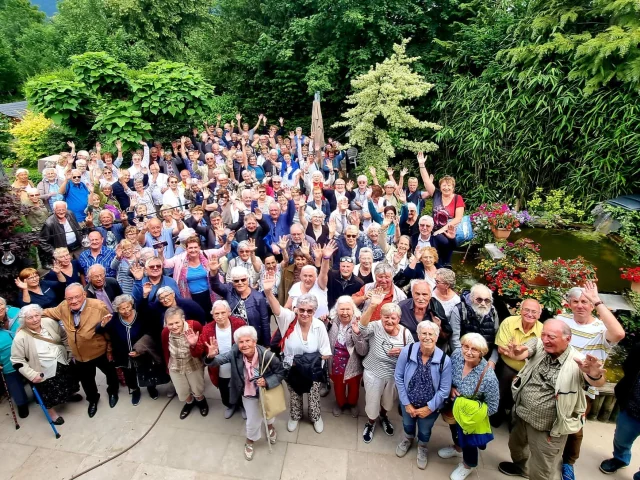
[62,219,76,245]
[216,325,233,378]
[275,307,331,367]
[288,280,329,318]
[433,291,461,318]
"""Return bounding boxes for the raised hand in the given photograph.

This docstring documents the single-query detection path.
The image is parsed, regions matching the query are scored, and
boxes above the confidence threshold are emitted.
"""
[397,190,407,203]
[184,328,200,346]
[246,238,257,252]
[254,207,263,220]
[311,243,322,260]
[328,218,336,237]
[346,180,354,191]
[400,167,409,177]
[208,255,220,275]
[95,142,102,152]
[277,235,289,251]
[349,210,361,225]
[322,239,338,259]
[300,240,310,256]
[100,314,113,327]
[67,141,75,149]
[142,282,153,298]
[226,230,236,243]
[369,287,386,306]
[575,354,606,379]
[262,272,276,293]
[283,186,292,200]
[14,278,28,290]
[51,260,61,275]
[115,140,122,151]
[279,117,284,125]
[203,336,219,357]
[217,114,222,122]
[386,167,394,177]
[130,263,144,281]
[417,152,426,165]
[115,244,123,259]
[369,166,376,176]
[582,280,601,305]
[236,113,242,122]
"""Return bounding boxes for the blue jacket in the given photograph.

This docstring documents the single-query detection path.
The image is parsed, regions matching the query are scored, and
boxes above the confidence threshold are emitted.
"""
[254,199,296,247]
[395,344,452,412]
[132,276,181,304]
[210,274,270,347]
[333,235,366,269]
[0,307,20,372]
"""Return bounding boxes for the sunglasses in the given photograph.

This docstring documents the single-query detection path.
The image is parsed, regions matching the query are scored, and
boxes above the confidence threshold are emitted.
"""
[345,234,358,238]
[297,308,314,314]
[72,176,82,179]
[475,298,492,304]
[148,265,162,269]
[232,278,248,284]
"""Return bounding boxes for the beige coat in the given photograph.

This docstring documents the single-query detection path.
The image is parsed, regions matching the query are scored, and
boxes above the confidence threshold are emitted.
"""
[10,318,70,382]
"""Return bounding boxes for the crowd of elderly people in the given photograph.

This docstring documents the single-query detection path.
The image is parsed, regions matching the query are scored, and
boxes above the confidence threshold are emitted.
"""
[1,117,628,478]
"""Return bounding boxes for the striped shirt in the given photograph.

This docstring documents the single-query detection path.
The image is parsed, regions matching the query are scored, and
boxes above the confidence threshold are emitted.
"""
[359,321,414,378]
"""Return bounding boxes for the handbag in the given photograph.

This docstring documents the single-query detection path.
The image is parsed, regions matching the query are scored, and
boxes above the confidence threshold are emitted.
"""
[259,351,287,419]
[442,362,490,425]
[455,215,474,245]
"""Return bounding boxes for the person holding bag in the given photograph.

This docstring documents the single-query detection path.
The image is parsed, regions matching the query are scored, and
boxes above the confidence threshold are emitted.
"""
[438,333,500,480]
[203,325,286,461]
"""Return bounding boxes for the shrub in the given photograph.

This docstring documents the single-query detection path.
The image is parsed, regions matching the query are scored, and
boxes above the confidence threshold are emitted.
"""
[9,111,69,167]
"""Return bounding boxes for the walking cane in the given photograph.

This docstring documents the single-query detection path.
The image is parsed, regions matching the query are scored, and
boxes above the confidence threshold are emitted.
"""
[32,384,61,439]
[0,369,19,429]
[259,387,273,453]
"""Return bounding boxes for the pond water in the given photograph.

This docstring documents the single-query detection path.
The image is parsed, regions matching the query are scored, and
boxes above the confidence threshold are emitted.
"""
[450,227,633,382]
[452,227,631,292]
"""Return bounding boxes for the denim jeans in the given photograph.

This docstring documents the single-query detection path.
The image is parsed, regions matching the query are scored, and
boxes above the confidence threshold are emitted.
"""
[614,409,640,465]
[401,407,439,444]
[449,423,481,468]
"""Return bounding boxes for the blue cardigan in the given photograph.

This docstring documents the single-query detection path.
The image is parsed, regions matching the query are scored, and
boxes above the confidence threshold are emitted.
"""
[394,345,452,413]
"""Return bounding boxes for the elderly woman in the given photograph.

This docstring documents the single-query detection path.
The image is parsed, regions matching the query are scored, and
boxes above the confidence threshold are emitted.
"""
[188,300,247,418]
[304,187,332,220]
[417,152,465,235]
[12,168,34,202]
[432,268,461,318]
[161,306,208,419]
[38,167,64,211]
[209,260,271,348]
[438,334,500,480]
[0,297,29,417]
[300,208,330,245]
[353,248,377,284]
[402,246,439,290]
[394,320,452,469]
[264,273,331,434]
[14,268,62,308]
[43,247,86,286]
[381,235,411,276]
[278,249,313,306]
[203,325,286,460]
[353,262,407,322]
[225,240,262,288]
[96,294,162,406]
[358,290,414,444]
[377,180,400,212]
[328,296,363,418]
[161,235,231,322]
[10,305,79,425]
[361,223,386,262]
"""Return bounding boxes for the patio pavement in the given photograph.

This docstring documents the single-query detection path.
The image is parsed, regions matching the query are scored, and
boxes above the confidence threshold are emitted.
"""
[1,372,638,480]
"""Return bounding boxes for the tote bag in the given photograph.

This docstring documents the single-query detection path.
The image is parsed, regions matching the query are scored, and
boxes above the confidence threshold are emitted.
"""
[259,351,287,419]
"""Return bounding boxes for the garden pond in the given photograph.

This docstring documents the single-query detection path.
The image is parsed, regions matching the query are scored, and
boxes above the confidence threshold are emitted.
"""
[451,227,634,382]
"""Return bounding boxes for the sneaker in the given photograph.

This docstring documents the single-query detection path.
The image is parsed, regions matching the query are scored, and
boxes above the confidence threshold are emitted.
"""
[319,383,331,397]
[396,438,413,458]
[287,418,299,432]
[166,386,176,398]
[439,446,463,459]
[362,421,375,443]
[147,386,159,400]
[224,406,237,419]
[450,463,475,480]
[131,389,141,406]
[562,463,575,480]
[313,416,324,434]
[600,458,628,474]
[333,405,342,417]
[417,444,428,470]
[379,415,394,436]
[498,462,529,478]
[350,405,359,418]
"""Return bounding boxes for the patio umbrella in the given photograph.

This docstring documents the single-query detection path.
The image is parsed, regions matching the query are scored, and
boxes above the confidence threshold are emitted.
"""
[311,92,325,154]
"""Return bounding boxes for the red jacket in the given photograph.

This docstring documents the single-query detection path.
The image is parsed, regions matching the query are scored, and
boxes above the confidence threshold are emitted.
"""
[161,320,203,370]
[190,317,246,386]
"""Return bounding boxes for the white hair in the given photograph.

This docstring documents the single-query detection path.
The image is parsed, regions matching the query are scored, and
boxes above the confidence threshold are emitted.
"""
[566,287,586,302]
[212,300,231,312]
[417,320,440,339]
[87,264,106,277]
[300,265,317,276]
[470,283,493,300]
[229,266,249,280]
[53,201,67,209]
[357,175,368,183]
[18,304,43,326]
[234,325,258,343]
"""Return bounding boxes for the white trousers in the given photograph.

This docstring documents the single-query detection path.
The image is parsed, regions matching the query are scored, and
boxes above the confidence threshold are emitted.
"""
[363,370,396,421]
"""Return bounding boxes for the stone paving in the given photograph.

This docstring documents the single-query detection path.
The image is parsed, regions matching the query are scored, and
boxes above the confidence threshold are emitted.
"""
[1,372,639,480]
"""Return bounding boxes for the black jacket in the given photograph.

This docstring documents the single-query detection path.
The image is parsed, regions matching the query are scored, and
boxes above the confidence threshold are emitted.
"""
[39,212,83,253]
[85,277,123,303]
[615,342,640,411]
[398,297,451,345]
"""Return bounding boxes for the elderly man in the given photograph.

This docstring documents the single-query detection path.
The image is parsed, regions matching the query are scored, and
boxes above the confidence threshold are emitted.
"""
[498,319,606,480]
[494,298,544,426]
[209,262,271,347]
[145,285,206,328]
[332,224,366,269]
[398,280,450,343]
[284,243,332,318]
[261,194,296,247]
[138,217,183,261]
[449,283,500,368]
[352,263,407,321]
[43,283,120,417]
[78,230,117,277]
[277,223,316,262]
[86,209,126,249]
[85,264,123,313]
[60,168,90,222]
[410,215,456,266]
[556,281,625,480]
[320,249,365,311]
[40,201,83,259]
[22,188,50,231]
[37,167,64,211]
[233,212,271,259]
[130,258,180,304]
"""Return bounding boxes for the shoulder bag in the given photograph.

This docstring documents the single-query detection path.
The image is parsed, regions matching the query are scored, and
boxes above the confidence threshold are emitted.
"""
[259,351,287,419]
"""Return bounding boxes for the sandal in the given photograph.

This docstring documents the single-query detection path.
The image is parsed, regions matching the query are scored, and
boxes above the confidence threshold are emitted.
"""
[244,443,254,461]
[268,427,277,444]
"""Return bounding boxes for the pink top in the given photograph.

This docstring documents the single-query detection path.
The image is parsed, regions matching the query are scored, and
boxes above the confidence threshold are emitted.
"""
[242,349,259,397]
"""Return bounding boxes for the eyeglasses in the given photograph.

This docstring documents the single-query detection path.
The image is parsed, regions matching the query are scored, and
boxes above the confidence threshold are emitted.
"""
[418,331,437,338]
[419,224,433,228]
[158,295,173,301]
[232,278,248,284]
[272,181,281,184]
[521,308,539,316]
[345,234,358,238]
[462,345,481,354]
[26,275,39,280]
[148,265,162,270]
[475,298,492,304]
[297,308,314,314]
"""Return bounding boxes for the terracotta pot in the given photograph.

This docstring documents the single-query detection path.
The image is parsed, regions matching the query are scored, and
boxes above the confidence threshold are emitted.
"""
[523,274,550,288]
[632,281,640,293]
[491,226,512,240]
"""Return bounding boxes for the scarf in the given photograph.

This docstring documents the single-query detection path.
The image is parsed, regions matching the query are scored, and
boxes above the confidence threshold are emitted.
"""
[243,349,259,397]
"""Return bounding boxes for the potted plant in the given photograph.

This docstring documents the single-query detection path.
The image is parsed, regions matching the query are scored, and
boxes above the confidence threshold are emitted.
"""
[540,257,598,288]
[620,267,640,293]
[486,203,522,240]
